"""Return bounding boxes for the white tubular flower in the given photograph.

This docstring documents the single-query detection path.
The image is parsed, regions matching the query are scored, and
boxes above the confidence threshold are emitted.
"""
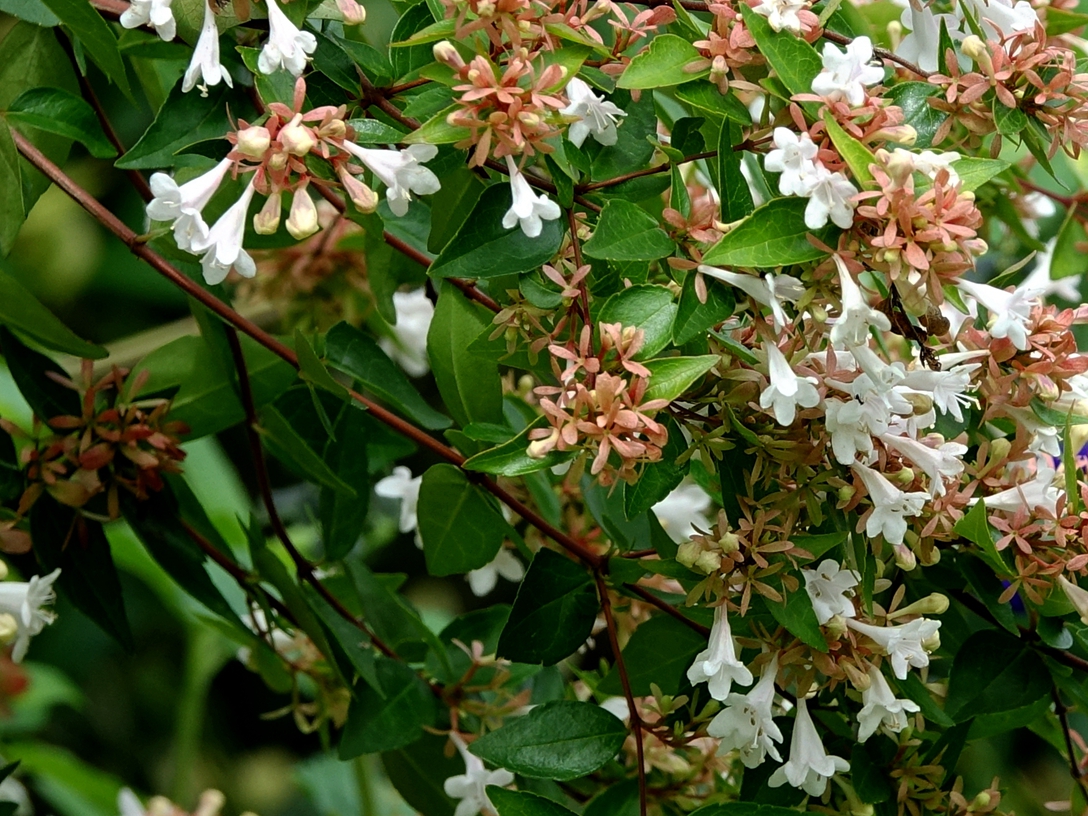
[467,548,524,597]
[652,480,712,542]
[561,78,626,148]
[258,0,317,76]
[194,179,258,285]
[1021,239,1082,303]
[825,398,877,465]
[896,5,963,73]
[183,1,233,94]
[811,36,885,106]
[375,466,422,537]
[803,560,859,624]
[443,733,515,816]
[847,618,941,679]
[285,185,319,240]
[751,0,809,34]
[686,604,754,701]
[850,343,906,393]
[343,142,441,217]
[957,279,1036,351]
[805,166,858,230]
[961,0,1038,38]
[118,789,146,816]
[905,149,962,186]
[120,0,176,41]
[764,128,821,197]
[829,255,891,349]
[1058,575,1088,626]
[146,158,234,252]
[707,655,784,768]
[880,434,967,498]
[858,666,920,742]
[0,568,60,662]
[379,289,434,378]
[971,458,1061,516]
[760,342,820,427]
[768,697,850,797]
[697,266,803,332]
[852,463,928,546]
[900,363,980,423]
[502,156,561,238]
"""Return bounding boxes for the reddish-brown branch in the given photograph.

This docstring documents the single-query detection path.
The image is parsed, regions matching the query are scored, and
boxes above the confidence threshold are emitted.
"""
[624,582,710,637]
[12,129,602,569]
[579,150,718,193]
[596,573,648,816]
[1053,686,1088,804]
[89,0,126,18]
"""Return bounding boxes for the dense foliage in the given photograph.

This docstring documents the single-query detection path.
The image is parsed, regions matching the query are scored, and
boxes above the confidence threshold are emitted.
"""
[2,0,1088,811]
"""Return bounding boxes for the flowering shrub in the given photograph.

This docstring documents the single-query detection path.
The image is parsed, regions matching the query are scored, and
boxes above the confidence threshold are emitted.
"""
[3,0,1088,810]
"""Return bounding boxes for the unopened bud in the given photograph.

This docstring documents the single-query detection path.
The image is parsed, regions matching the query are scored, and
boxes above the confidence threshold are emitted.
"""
[236,125,271,158]
[986,438,1012,467]
[0,560,9,581]
[885,150,915,185]
[0,613,16,643]
[825,614,848,638]
[339,168,379,213]
[891,467,915,485]
[253,191,282,234]
[433,41,465,70]
[970,792,992,811]
[286,187,319,240]
[918,544,940,566]
[694,550,722,574]
[147,799,176,816]
[719,531,740,554]
[838,484,856,502]
[921,631,941,652]
[961,34,987,61]
[889,593,949,619]
[843,661,870,690]
[279,115,316,157]
[892,543,917,571]
[902,391,934,415]
[320,119,347,140]
[336,0,366,24]
[194,790,227,816]
[527,428,559,459]
[677,541,701,570]
[269,152,288,171]
[878,125,917,146]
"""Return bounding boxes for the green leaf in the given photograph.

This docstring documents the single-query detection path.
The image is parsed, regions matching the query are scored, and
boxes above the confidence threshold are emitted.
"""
[259,406,357,495]
[717,119,754,224]
[418,464,509,576]
[31,498,134,651]
[691,804,827,816]
[598,614,706,695]
[700,197,836,268]
[0,326,80,421]
[303,585,381,693]
[497,548,598,665]
[320,405,370,560]
[382,734,461,816]
[118,80,254,169]
[674,273,735,344]
[1046,7,1088,34]
[622,417,687,518]
[1050,205,1083,280]
[6,87,114,159]
[428,185,564,280]
[463,416,575,476]
[583,199,675,262]
[0,266,105,358]
[642,355,718,403]
[0,121,24,256]
[951,157,1010,192]
[991,97,1028,138]
[596,285,676,358]
[346,118,410,145]
[339,657,438,757]
[0,0,58,25]
[295,329,347,398]
[759,591,827,652]
[944,630,1051,731]
[953,499,1012,577]
[956,552,1018,635]
[425,605,511,685]
[823,111,874,185]
[676,82,752,124]
[427,286,504,428]
[324,321,451,431]
[617,34,707,89]
[885,82,946,149]
[740,5,822,100]
[469,700,627,780]
[488,788,579,816]
[891,670,953,728]
[587,89,656,183]
[389,2,436,80]
[39,0,132,99]
[402,104,473,146]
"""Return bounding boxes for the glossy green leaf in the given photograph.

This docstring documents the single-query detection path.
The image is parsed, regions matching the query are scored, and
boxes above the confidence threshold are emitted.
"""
[469,700,627,780]
[944,630,1050,729]
[642,355,718,403]
[617,34,707,89]
[623,417,687,518]
[676,82,752,124]
[320,405,370,560]
[303,585,381,693]
[951,157,1010,192]
[823,111,874,185]
[346,118,410,145]
[759,590,827,652]
[39,0,132,98]
[1050,205,1083,280]
[957,552,1018,635]
[497,548,598,665]
[259,406,357,495]
[489,788,579,816]
[382,734,461,816]
[0,0,58,25]
[674,272,735,344]
[583,199,675,262]
[740,5,822,100]
[427,286,504,428]
[418,464,509,576]
[0,326,80,421]
[339,657,437,757]
[0,121,24,256]
[7,87,114,159]
[596,285,677,358]
[700,197,836,268]
[324,321,451,430]
[992,97,1028,138]
[428,185,563,280]
[717,118,754,224]
[953,499,1012,577]
[598,614,706,695]
[0,267,105,358]
[886,82,946,149]
[463,416,575,476]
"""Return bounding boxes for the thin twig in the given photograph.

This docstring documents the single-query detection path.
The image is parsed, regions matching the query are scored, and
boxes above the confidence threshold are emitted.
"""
[579,150,718,193]
[624,582,710,637]
[1053,686,1088,804]
[12,130,602,570]
[596,573,648,816]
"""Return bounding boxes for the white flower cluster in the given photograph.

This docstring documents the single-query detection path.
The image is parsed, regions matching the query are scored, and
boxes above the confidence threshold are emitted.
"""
[896,0,1039,73]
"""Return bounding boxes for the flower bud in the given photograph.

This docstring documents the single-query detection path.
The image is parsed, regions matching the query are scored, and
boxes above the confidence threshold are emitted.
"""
[892,543,917,571]
[917,544,940,566]
[891,467,915,485]
[194,790,227,816]
[0,613,17,644]
[985,438,1012,468]
[279,115,316,157]
[890,593,949,619]
[434,41,465,70]
[336,0,366,24]
[677,541,701,570]
[719,531,740,554]
[339,168,379,213]
[825,614,848,638]
[842,661,870,690]
[961,34,987,61]
[838,484,856,502]
[148,798,177,816]
[236,126,271,159]
[902,391,933,415]
[0,560,9,581]
[970,793,991,812]
[694,550,722,574]
[527,428,559,459]
[921,631,941,652]
[269,152,289,171]
[286,187,319,240]
[253,191,282,234]
[320,119,347,140]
